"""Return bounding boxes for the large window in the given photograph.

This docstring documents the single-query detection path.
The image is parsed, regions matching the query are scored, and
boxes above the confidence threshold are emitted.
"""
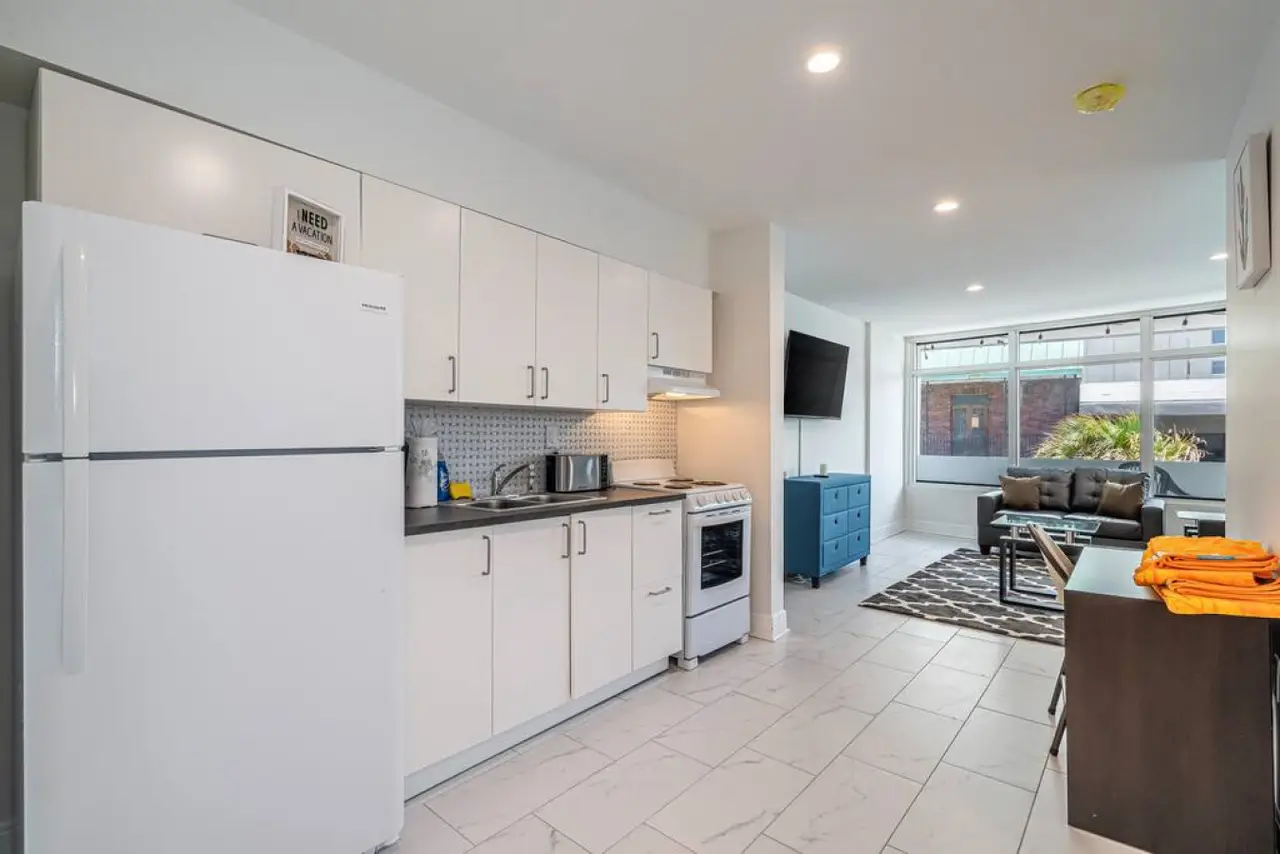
[909,305,1227,500]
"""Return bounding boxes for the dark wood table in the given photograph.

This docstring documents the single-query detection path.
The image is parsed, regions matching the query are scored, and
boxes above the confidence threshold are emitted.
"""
[1065,546,1276,854]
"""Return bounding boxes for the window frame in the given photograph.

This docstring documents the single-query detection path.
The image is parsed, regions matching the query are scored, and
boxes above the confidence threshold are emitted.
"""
[906,302,1226,497]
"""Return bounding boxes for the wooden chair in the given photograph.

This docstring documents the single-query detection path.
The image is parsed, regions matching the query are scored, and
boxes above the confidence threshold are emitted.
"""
[1028,524,1072,758]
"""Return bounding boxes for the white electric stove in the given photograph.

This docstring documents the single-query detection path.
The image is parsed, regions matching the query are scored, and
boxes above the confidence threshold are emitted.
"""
[614,459,753,669]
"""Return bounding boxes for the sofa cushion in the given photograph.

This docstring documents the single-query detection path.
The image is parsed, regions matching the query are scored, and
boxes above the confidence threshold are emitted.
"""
[1070,468,1147,513]
[1098,480,1143,520]
[1064,513,1143,541]
[1008,467,1072,511]
[1000,475,1041,510]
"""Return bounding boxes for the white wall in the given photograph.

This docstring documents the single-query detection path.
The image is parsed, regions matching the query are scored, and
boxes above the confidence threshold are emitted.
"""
[679,224,786,640]
[782,294,866,477]
[868,325,907,541]
[0,0,707,287]
[0,101,25,848]
[1226,18,1280,543]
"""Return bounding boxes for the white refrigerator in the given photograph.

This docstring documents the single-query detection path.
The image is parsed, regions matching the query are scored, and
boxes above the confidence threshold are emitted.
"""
[19,203,406,854]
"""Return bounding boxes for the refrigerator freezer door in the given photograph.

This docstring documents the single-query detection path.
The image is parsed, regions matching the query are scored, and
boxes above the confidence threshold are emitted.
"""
[23,451,403,854]
[21,203,404,455]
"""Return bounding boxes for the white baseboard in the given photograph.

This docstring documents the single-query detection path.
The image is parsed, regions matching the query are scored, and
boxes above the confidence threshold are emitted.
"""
[871,522,905,543]
[750,609,789,641]
[906,520,974,540]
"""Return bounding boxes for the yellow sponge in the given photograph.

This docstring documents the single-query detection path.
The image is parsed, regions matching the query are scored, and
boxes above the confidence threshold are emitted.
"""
[448,482,473,500]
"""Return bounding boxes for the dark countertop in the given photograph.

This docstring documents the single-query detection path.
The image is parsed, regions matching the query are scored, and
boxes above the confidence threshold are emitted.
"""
[405,488,682,536]
[1065,545,1156,602]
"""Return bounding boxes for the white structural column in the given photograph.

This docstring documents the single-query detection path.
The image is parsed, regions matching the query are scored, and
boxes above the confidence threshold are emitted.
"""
[677,224,787,640]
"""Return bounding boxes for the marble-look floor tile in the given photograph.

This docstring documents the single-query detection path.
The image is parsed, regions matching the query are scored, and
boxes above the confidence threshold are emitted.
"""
[538,742,708,853]
[564,689,702,759]
[657,692,785,765]
[661,652,771,705]
[894,664,991,720]
[650,749,813,854]
[840,609,909,640]
[744,837,800,854]
[766,756,920,854]
[787,610,852,638]
[956,627,1016,648]
[895,618,959,643]
[843,702,962,783]
[737,657,842,710]
[861,633,946,674]
[1001,639,1064,678]
[787,631,880,670]
[1019,768,1146,854]
[469,815,588,854]
[979,668,1059,725]
[429,734,612,844]
[609,825,697,854]
[738,636,800,666]
[425,750,519,801]
[889,763,1034,854]
[749,695,873,774]
[929,635,1012,678]
[389,802,472,854]
[814,660,914,715]
[943,708,1053,792]
[882,848,908,854]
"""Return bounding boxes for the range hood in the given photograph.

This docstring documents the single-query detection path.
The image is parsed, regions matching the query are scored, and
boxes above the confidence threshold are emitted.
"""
[647,367,721,401]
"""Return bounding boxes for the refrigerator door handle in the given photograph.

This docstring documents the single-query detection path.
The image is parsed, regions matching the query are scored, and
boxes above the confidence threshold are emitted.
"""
[62,460,90,674]
[61,245,91,457]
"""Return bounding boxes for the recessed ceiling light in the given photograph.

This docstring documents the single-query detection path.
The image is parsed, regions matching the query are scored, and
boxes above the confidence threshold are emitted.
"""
[966,283,984,293]
[1210,252,1229,261]
[934,199,960,214]
[806,47,841,74]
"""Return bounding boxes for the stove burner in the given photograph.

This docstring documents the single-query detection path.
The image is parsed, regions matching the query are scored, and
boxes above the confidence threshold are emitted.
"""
[664,484,693,490]
[693,480,727,486]
[667,477,695,483]
[633,481,662,486]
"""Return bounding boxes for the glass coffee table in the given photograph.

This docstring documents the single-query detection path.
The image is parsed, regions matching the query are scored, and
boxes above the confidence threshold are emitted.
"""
[990,512,1101,612]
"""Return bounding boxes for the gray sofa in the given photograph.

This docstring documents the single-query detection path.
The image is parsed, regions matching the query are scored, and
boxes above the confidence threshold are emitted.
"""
[977,466,1165,553]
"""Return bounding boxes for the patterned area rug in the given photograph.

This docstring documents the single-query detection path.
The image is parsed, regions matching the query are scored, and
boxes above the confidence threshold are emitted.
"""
[860,548,1064,645]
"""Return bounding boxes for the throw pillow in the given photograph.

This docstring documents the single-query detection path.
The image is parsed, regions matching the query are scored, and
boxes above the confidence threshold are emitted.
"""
[1009,467,1071,511]
[999,475,1042,511]
[1098,480,1143,520]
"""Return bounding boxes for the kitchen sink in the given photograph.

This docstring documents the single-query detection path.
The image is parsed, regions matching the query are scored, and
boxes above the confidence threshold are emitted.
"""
[455,493,608,512]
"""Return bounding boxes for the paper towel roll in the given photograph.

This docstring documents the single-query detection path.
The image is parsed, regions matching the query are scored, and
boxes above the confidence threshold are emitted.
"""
[406,436,439,508]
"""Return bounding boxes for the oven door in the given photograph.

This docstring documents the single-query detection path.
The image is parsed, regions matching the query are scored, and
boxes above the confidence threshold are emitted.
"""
[684,503,752,617]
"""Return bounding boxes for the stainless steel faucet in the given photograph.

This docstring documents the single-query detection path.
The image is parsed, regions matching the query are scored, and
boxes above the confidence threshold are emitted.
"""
[491,459,536,497]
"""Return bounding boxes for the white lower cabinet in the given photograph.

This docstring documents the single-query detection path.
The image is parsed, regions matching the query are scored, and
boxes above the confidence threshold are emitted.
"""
[632,577,683,670]
[404,528,494,775]
[492,517,572,734]
[569,508,633,699]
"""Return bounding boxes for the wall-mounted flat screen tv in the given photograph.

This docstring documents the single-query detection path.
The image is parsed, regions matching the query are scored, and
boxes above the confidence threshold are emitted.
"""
[784,331,850,419]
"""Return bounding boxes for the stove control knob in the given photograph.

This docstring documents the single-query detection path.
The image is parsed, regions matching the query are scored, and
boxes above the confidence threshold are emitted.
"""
[738,489,749,502]
[695,494,708,507]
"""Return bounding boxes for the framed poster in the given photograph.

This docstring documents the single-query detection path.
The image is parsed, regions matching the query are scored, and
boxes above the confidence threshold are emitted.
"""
[273,188,344,262]
[1233,132,1271,290]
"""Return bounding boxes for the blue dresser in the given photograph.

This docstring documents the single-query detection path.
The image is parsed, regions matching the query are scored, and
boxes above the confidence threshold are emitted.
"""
[783,474,871,588]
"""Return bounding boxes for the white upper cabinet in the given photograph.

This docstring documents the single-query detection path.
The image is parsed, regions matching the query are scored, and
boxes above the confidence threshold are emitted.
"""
[597,257,649,411]
[361,177,461,402]
[34,70,363,262]
[648,273,713,374]
[459,211,538,406]
[569,507,633,699]
[404,528,493,775]
[535,236,599,410]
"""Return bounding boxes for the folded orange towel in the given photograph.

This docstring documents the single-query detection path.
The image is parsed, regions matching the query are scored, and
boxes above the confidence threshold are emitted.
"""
[1134,536,1277,587]
[1155,578,1280,617]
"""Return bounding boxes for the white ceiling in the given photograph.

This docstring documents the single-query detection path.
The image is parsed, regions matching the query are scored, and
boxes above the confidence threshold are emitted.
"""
[234,0,1278,331]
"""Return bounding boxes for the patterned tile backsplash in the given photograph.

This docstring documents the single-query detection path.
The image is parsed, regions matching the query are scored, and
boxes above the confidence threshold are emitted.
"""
[406,401,677,496]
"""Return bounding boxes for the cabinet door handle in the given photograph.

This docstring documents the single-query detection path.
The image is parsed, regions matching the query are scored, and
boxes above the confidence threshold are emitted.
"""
[834,516,840,524]
[648,586,673,597]
[561,522,571,559]
[482,534,492,576]
[577,520,587,555]
[541,366,550,400]
[447,355,457,394]
[527,365,536,399]
[649,508,673,516]
[651,332,660,360]
[601,373,610,404]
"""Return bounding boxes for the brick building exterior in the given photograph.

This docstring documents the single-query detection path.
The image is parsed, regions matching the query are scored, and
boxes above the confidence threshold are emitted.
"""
[920,376,1082,457]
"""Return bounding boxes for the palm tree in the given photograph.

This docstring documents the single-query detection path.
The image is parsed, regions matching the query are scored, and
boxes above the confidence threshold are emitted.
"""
[1032,412,1204,462]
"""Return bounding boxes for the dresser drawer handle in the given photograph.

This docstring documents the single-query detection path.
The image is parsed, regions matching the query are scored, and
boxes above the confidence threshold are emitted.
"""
[648,586,673,597]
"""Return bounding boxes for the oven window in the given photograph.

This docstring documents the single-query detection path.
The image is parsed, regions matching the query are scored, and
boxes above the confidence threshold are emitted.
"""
[701,519,745,590]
